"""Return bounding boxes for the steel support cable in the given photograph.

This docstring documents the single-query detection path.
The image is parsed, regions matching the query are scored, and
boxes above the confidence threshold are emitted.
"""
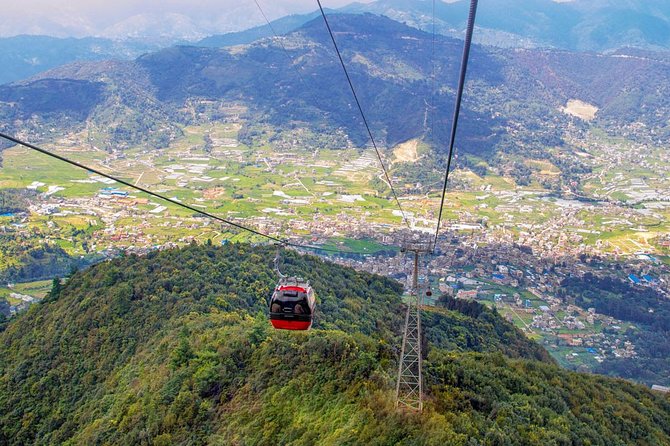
[432,0,478,251]
[430,0,437,139]
[251,0,334,145]
[0,132,347,254]
[315,0,411,229]
[252,0,393,255]
[252,0,309,87]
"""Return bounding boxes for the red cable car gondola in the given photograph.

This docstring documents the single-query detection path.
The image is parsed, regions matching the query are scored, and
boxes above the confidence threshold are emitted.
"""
[269,277,316,330]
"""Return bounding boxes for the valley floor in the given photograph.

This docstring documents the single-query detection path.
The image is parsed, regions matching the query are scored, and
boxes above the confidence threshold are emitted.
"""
[1,123,670,387]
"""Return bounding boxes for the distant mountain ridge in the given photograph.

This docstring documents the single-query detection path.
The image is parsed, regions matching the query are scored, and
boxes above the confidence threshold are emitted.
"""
[3,0,670,86]
[0,35,164,86]
[2,14,669,160]
[195,11,324,49]
[344,0,670,51]
[191,0,670,52]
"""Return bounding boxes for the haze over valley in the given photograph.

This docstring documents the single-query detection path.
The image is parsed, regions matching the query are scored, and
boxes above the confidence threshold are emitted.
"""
[1,2,669,444]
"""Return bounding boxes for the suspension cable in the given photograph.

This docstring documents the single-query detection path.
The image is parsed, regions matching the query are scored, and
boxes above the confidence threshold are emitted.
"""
[315,0,411,229]
[252,0,308,87]
[0,132,347,253]
[432,0,478,250]
[430,0,437,140]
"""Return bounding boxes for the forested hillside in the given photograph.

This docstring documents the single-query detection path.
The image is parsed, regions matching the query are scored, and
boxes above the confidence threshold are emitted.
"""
[0,244,668,445]
[0,239,95,283]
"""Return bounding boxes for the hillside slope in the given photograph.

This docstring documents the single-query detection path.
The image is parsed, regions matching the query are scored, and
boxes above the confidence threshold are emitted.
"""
[0,35,164,86]
[0,244,668,445]
[2,14,670,156]
[346,0,670,52]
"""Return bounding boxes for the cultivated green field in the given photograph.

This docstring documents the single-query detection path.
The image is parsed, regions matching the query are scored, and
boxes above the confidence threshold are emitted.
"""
[0,123,667,265]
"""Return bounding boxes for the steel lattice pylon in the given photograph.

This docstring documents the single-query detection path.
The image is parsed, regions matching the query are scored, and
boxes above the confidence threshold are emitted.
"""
[395,246,429,412]
[395,290,423,411]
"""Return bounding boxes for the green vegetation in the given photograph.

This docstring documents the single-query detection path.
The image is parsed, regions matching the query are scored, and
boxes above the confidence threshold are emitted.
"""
[0,236,101,283]
[0,280,53,308]
[560,273,670,386]
[561,274,670,332]
[1,13,670,441]
[11,280,53,298]
[425,296,552,363]
[1,244,668,445]
[318,238,398,257]
[0,189,36,214]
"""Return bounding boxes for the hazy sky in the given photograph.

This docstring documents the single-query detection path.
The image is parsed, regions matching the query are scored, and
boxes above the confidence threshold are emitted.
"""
[0,0,374,38]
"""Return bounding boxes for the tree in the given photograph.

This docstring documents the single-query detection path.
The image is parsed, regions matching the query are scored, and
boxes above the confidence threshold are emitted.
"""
[49,278,62,300]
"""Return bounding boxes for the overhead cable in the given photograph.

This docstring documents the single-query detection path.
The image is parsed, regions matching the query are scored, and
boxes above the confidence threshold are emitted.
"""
[430,0,437,139]
[432,0,479,250]
[315,0,411,229]
[252,0,308,86]
[0,131,345,253]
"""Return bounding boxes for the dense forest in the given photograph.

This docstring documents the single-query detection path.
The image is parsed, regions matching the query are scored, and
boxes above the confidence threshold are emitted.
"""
[0,237,100,283]
[0,244,668,445]
[0,189,36,214]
